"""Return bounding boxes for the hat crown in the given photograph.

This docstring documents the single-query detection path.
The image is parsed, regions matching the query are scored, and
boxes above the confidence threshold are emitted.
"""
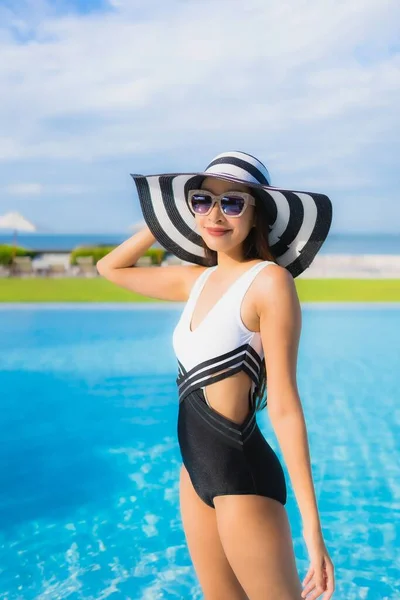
[204,151,271,187]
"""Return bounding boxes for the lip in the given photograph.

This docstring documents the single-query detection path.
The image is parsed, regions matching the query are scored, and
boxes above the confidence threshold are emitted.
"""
[206,227,231,236]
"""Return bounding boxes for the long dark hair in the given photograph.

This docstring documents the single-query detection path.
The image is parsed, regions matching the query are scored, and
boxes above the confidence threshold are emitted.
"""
[199,187,277,413]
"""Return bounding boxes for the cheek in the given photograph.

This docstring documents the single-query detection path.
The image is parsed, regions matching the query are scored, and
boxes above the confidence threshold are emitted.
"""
[235,215,253,235]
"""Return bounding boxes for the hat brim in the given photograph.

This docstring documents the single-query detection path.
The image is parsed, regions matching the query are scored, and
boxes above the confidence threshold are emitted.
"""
[130,171,333,278]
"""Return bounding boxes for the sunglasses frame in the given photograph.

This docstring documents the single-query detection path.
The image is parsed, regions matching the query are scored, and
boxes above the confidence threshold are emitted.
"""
[187,189,256,218]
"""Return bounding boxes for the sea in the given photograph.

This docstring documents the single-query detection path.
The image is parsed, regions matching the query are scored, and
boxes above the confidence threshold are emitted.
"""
[0,232,399,254]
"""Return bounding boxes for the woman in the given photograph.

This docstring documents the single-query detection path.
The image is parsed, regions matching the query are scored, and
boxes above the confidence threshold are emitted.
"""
[97,151,335,599]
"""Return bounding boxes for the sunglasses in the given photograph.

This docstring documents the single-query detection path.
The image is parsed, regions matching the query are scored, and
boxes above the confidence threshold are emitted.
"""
[187,189,256,218]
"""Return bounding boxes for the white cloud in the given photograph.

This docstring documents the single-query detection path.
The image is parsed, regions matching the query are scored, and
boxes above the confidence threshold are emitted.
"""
[0,0,399,231]
[3,182,97,195]
[5,183,43,195]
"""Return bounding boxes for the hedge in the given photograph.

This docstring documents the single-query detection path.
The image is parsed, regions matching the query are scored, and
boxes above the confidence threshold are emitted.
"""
[0,245,36,265]
[69,246,166,265]
[0,244,166,266]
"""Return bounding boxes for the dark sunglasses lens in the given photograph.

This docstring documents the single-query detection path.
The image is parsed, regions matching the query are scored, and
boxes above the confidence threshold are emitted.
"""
[190,193,212,214]
[221,195,245,216]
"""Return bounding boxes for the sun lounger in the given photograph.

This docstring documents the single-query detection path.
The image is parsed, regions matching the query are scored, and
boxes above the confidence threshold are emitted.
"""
[0,264,10,277]
[47,263,68,277]
[76,256,98,277]
[135,256,153,267]
[12,256,35,277]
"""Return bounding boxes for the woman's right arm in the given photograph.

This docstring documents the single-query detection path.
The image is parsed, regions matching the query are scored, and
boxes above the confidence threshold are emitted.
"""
[96,226,204,302]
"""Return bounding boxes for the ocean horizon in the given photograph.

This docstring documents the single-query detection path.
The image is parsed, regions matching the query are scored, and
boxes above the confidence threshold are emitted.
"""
[0,232,400,254]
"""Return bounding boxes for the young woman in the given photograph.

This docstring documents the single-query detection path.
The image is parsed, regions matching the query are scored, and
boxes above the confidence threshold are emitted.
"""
[97,151,335,600]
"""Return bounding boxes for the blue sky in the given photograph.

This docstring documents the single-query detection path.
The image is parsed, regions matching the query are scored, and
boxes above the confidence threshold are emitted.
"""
[0,0,399,234]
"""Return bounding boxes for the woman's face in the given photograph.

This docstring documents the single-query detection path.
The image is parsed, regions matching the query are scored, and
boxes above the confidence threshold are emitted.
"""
[194,176,256,252]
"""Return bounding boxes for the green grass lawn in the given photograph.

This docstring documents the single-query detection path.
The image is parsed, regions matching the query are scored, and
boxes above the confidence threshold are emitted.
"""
[0,277,399,302]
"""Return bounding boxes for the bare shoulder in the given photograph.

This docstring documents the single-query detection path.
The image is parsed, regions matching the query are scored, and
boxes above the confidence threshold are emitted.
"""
[254,262,299,316]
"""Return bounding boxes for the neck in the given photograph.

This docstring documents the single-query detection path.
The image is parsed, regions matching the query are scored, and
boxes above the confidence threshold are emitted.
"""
[214,254,256,274]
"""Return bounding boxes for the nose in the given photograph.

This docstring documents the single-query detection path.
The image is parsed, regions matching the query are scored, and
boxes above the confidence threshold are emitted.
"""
[209,201,224,220]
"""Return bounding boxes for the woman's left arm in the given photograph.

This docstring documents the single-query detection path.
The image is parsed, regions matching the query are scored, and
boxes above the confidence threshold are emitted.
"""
[258,264,335,599]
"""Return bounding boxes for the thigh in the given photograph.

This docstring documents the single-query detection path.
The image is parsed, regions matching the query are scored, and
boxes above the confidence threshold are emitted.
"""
[214,494,303,600]
[179,465,249,600]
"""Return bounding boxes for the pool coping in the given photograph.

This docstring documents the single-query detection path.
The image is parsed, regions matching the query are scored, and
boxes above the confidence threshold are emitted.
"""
[1,302,400,310]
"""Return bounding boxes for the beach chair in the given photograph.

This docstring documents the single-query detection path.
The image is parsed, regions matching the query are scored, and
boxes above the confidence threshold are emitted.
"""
[76,256,98,277]
[161,255,185,266]
[12,256,35,277]
[135,256,153,267]
[47,263,68,278]
[0,264,11,278]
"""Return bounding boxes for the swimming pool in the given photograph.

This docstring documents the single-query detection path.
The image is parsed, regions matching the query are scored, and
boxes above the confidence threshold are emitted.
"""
[0,304,399,599]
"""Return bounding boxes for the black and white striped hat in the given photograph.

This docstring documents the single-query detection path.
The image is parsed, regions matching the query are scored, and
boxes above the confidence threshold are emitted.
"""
[131,151,332,278]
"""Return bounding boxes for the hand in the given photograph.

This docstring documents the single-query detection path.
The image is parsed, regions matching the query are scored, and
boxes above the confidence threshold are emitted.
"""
[301,530,335,599]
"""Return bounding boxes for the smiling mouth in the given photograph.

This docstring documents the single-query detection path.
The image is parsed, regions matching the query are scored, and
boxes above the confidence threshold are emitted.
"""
[206,228,231,232]
[205,228,232,238]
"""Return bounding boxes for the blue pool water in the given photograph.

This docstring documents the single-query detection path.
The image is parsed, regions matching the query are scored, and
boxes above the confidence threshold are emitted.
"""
[0,305,399,599]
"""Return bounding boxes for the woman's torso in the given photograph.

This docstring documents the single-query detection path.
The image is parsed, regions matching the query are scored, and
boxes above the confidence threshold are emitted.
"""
[172,259,275,423]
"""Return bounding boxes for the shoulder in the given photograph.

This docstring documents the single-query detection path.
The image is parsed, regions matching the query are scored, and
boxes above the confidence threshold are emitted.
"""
[254,262,299,317]
[256,262,295,293]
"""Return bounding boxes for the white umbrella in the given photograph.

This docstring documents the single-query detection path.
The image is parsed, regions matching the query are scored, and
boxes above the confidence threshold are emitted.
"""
[0,211,37,262]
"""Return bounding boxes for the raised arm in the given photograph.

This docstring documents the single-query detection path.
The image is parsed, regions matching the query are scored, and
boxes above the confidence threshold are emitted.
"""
[96,226,205,302]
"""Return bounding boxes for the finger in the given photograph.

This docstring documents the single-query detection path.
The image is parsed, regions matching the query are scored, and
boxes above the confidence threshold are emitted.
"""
[322,569,335,599]
[302,563,323,596]
[322,587,334,600]
[301,568,322,598]
[302,566,314,586]
[321,558,335,599]
[301,579,316,598]
[301,582,315,598]
[304,570,327,600]
[306,582,327,600]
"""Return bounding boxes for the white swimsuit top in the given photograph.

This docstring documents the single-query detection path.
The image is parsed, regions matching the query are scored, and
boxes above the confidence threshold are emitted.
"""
[172,260,275,407]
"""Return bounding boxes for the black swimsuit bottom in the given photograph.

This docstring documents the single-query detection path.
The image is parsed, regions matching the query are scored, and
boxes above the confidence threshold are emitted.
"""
[177,387,287,509]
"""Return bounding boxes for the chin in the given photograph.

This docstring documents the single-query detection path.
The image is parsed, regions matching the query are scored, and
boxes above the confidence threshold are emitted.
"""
[207,241,234,252]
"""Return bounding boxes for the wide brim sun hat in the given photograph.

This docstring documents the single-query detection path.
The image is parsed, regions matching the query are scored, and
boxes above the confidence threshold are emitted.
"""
[130,151,333,278]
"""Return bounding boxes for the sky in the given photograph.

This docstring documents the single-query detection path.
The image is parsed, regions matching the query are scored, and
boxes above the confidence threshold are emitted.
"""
[0,0,399,235]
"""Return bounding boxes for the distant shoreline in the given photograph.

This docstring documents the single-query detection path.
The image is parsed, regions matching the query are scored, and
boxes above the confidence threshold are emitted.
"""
[1,231,400,255]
